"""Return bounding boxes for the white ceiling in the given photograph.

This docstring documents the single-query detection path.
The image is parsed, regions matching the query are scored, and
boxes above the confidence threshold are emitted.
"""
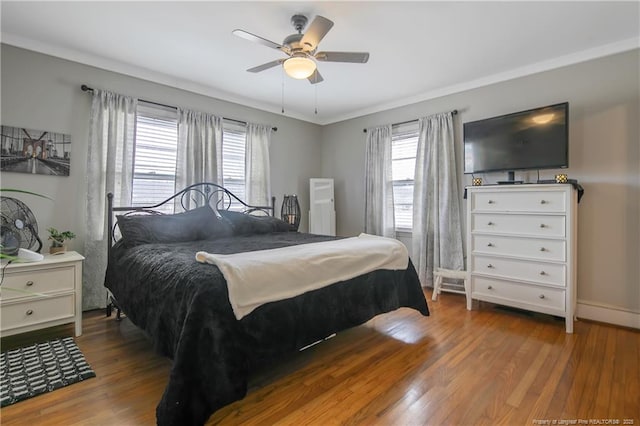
[1,1,638,125]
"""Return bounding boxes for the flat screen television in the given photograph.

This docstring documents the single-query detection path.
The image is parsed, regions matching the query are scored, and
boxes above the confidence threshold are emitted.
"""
[464,102,568,182]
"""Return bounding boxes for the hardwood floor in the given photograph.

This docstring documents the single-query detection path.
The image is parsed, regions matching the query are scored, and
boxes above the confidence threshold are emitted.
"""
[1,291,638,425]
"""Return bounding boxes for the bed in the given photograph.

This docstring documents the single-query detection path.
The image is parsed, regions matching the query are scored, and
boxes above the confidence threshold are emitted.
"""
[103,183,429,425]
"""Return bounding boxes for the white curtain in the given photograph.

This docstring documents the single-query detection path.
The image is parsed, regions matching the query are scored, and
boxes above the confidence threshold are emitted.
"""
[175,108,223,210]
[412,112,464,286]
[245,123,272,207]
[84,89,137,309]
[364,125,396,237]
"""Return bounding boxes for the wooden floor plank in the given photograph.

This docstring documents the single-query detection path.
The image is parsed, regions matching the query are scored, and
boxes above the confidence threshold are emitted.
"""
[1,291,638,425]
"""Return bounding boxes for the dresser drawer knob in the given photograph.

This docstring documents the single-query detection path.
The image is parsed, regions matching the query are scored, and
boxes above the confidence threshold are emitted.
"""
[540,271,547,276]
[487,221,494,226]
[26,309,34,316]
[487,264,494,269]
[487,243,494,247]
[26,280,34,287]
[540,200,547,204]
[539,294,546,299]
[540,247,547,252]
[487,200,495,204]
[540,223,547,228]
[487,285,493,290]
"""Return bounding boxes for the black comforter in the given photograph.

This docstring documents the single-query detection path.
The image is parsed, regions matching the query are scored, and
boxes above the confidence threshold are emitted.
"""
[105,232,429,425]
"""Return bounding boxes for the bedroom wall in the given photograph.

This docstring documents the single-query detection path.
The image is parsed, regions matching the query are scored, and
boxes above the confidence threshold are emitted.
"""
[319,49,640,328]
[0,44,322,309]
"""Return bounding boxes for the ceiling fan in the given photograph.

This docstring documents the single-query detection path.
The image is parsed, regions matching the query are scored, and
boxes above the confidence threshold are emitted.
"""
[232,14,370,84]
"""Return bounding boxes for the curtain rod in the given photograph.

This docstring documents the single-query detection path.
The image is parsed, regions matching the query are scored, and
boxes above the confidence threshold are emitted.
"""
[81,85,277,132]
[362,109,458,133]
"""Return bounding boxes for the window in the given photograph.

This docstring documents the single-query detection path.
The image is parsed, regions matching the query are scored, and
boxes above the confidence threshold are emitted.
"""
[130,102,247,213]
[391,122,419,230]
[221,121,246,211]
[131,103,178,213]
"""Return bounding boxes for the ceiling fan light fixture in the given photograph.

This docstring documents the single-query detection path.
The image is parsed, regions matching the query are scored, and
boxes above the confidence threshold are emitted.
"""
[283,56,316,79]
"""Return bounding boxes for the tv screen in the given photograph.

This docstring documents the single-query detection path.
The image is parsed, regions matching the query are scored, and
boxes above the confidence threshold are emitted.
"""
[464,102,568,174]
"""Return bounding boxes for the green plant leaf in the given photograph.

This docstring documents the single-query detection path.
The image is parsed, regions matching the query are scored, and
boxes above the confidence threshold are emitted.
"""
[0,252,18,261]
[0,287,51,297]
[0,189,52,200]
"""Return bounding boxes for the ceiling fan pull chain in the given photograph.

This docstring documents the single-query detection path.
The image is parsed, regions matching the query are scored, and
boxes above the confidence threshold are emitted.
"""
[315,83,318,115]
[281,67,285,114]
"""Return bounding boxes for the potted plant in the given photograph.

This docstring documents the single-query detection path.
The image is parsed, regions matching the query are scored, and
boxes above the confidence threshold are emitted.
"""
[47,227,76,254]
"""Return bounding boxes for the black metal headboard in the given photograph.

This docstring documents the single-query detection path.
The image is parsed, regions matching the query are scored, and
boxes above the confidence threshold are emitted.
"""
[106,182,276,257]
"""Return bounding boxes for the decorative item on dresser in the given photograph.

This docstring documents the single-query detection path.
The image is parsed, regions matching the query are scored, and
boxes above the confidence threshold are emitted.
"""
[466,184,578,333]
[281,194,301,231]
[0,251,84,337]
[47,227,76,254]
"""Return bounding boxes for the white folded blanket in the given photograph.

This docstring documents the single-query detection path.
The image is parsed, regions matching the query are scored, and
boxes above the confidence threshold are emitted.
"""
[196,233,409,320]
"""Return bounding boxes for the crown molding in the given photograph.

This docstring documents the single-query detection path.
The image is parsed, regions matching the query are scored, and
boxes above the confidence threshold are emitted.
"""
[0,33,314,124]
[2,32,638,126]
[318,37,640,125]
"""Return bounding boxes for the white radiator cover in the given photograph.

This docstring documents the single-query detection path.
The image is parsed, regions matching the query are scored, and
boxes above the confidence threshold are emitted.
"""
[309,178,336,236]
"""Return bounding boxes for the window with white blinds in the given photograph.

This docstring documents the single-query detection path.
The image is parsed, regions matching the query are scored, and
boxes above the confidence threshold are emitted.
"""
[131,102,178,213]
[130,102,247,214]
[391,122,419,230]
[222,121,247,211]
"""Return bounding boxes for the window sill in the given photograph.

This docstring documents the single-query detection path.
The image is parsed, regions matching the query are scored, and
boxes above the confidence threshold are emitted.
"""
[395,229,413,237]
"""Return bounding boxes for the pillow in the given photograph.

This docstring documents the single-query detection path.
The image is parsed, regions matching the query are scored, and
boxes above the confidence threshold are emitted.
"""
[117,205,233,247]
[219,210,293,236]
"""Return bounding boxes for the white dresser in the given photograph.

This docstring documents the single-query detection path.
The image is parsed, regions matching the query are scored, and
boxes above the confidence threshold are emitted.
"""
[1,251,84,337]
[466,184,577,333]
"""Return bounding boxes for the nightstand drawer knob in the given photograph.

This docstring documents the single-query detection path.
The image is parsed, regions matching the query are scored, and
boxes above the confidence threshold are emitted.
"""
[539,294,546,299]
[540,247,546,252]
[488,200,495,204]
[26,280,34,287]
[487,264,494,269]
[26,309,34,316]
[540,271,547,276]
[540,200,547,204]
[487,285,493,290]
[487,221,494,226]
[540,224,547,228]
[487,243,494,247]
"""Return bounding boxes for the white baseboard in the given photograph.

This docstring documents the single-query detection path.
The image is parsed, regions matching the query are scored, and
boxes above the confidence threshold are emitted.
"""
[576,300,640,329]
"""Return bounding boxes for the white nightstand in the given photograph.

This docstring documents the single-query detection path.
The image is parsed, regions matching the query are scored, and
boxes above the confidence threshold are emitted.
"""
[1,251,84,337]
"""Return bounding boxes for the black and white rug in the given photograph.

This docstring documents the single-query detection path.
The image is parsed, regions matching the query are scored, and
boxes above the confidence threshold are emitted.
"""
[0,336,96,407]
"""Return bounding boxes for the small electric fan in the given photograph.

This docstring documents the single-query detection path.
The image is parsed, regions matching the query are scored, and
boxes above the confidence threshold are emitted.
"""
[0,196,43,256]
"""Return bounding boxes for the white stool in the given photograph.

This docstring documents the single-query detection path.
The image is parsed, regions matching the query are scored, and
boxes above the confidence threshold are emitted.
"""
[432,268,469,307]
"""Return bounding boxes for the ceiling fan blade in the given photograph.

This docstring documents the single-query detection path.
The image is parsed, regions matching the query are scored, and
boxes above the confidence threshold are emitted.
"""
[247,59,284,73]
[308,70,324,85]
[232,29,290,54]
[315,51,370,63]
[300,16,334,51]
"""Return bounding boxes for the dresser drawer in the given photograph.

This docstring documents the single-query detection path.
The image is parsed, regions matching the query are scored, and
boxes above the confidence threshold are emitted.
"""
[472,213,565,237]
[472,234,566,262]
[1,294,75,331]
[0,266,75,301]
[472,190,566,213]
[472,276,565,311]
[472,254,566,286]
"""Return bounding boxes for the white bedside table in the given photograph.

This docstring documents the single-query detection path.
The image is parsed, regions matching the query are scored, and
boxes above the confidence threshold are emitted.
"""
[1,251,84,337]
